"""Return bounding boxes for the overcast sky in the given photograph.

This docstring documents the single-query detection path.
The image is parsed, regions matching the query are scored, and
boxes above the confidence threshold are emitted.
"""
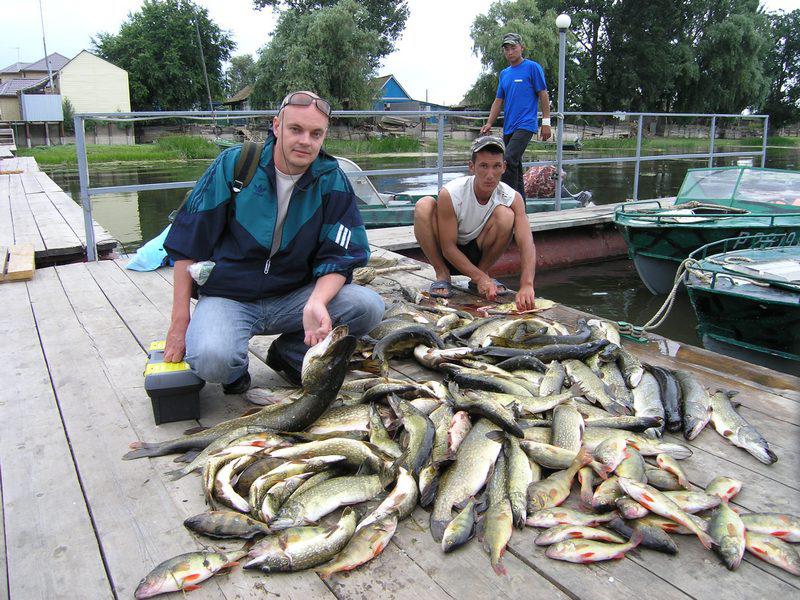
[2,0,798,106]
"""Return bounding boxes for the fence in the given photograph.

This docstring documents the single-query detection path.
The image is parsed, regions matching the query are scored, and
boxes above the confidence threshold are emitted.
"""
[73,109,769,260]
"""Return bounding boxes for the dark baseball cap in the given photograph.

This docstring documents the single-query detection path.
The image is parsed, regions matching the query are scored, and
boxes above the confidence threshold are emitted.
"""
[502,33,522,46]
[471,135,506,153]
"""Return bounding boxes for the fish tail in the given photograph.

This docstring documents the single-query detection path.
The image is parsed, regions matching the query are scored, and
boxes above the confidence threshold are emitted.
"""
[123,441,165,460]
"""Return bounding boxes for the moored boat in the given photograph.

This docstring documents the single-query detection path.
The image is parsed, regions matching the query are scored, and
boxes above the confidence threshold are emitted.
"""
[614,166,800,294]
[684,233,800,375]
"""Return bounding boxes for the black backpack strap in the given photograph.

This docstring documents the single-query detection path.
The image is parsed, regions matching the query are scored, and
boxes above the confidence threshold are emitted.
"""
[232,140,264,193]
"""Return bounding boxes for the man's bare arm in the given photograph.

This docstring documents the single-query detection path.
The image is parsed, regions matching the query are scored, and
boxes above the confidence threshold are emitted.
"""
[538,90,552,141]
[480,98,504,135]
[303,272,346,346]
[510,194,537,310]
[164,259,195,362]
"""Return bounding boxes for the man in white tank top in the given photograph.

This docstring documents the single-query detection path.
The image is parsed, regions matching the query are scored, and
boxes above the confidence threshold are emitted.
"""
[413,135,537,309]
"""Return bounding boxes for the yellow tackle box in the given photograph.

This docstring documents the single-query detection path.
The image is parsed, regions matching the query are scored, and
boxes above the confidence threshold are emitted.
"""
[144,341,205,424]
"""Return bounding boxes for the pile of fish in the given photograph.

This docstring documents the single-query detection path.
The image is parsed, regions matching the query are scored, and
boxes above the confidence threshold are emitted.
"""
[125,296,796,598]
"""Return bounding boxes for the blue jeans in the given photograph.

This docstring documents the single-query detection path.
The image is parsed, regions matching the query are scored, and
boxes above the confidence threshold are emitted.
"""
[185,283,384,384]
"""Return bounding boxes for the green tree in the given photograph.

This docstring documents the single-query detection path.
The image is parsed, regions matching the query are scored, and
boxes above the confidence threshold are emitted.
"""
[226,54,257,95]
[676,0,768,114]
[253,0,408,60]
[93,0,235,110]
[465,0,560,109]
[761,9,800,129]
[251,0,382,109]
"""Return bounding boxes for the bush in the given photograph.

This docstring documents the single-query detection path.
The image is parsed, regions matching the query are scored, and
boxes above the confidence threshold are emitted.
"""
[154,135,220,159]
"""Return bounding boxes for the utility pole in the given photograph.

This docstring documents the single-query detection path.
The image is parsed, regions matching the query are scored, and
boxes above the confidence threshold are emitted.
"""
[38,0,54,89]
[195,17,214,112]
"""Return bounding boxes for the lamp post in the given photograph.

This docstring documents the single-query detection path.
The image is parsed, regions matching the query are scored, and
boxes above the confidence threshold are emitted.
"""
[554,13,571,211]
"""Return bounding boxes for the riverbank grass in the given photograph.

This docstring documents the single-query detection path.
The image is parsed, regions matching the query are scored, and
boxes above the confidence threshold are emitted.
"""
[16,134,800,165]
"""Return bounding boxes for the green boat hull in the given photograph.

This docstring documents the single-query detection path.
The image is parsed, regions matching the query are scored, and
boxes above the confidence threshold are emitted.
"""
[616,219,800,294]
[686,285,800,375]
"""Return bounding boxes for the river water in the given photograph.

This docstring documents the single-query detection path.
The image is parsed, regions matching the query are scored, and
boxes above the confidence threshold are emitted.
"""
[43,145,799,349]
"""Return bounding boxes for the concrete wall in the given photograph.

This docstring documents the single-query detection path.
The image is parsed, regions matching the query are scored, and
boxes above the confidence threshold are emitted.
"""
[59,51,131,114]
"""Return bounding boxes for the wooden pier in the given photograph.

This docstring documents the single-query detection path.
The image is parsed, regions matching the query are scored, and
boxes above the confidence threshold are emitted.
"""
[0,157,116,265]
[0,246,797,599]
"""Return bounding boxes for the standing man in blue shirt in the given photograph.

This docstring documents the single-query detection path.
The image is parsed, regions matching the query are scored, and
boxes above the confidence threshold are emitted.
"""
[480,32,552,198]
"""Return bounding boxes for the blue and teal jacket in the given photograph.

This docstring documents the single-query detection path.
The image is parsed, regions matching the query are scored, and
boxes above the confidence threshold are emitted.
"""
[164,139,370,301]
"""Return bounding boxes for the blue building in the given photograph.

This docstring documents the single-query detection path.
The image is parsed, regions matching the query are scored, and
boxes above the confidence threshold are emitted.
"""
[371,74,449,113]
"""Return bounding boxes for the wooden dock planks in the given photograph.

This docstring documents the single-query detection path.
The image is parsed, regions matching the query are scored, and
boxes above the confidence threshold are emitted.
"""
[0,251,797,598]
[0,244,35,282]
[0,275,111,597]
[0,158,116,265]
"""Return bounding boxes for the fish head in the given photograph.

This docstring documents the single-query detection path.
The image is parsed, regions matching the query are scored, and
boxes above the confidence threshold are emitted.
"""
[301,326,357,393]
[134,572,171,599]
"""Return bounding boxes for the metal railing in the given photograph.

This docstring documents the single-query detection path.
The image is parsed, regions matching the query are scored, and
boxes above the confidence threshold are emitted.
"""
[73,108,769,260]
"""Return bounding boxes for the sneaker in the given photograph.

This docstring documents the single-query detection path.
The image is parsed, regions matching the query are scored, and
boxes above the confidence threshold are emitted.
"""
[266,344,302,387]
[222,371,251,395]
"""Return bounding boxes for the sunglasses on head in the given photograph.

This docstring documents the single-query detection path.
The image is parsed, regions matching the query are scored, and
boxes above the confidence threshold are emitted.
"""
[280,92,332,117]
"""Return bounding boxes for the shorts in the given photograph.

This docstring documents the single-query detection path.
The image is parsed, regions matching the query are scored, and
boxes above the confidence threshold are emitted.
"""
[445,239,482,276]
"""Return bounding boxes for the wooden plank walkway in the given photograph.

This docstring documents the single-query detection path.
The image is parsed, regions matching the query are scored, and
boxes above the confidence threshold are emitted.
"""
[0,157,116,265]
[367,199,676,252]
[0,251,796,599]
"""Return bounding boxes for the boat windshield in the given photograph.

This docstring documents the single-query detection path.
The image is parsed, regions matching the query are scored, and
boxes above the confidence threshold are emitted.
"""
[335,157,389,207]
[676,167,800,211]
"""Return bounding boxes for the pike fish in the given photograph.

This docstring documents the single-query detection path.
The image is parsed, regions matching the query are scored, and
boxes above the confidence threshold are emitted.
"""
[389,395,436,476]
[649,366,682,433]
[674,370,712,440]
[563,359,629,416]
[710,390,777,465]
[504,436,532,528]
[125,327,356,459]
[482,452,514,574]
[550,404,585,452]
[358,466,419,530]
[538,361,566,396]
[244,508,358,572]
[449,384,524,437]
[270,475,383,530]
[631,371,664,438]
[431,418,502,542]
[317,513,399,577]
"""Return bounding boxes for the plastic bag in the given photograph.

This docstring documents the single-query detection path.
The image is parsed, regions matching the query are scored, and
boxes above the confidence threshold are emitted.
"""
[126,225,172,272]
[188,261,215,286]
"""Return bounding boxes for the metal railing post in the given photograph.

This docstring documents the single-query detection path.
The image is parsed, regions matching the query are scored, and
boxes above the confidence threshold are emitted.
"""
[555,23,568,211]
[436,113,445,190]
[633,114,644,200]
[74,116,97,261]
[761,116,769,167]
[708,116,717,168]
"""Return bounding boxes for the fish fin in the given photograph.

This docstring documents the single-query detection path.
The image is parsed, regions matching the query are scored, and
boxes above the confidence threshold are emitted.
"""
[492,563,508,576]
[182,426,208,435]
[485,430,506,443]
[174,450,200,463]
[238,408,262,417]
[165,467,189,481]
[183,585,202,591]
[184,574,202,582]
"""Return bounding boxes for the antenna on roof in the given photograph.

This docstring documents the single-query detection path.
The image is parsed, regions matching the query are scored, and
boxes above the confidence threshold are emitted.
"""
[38,0,54,89]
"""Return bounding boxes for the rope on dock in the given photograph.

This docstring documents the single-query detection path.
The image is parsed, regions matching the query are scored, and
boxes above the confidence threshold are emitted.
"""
[616,257,700,342]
